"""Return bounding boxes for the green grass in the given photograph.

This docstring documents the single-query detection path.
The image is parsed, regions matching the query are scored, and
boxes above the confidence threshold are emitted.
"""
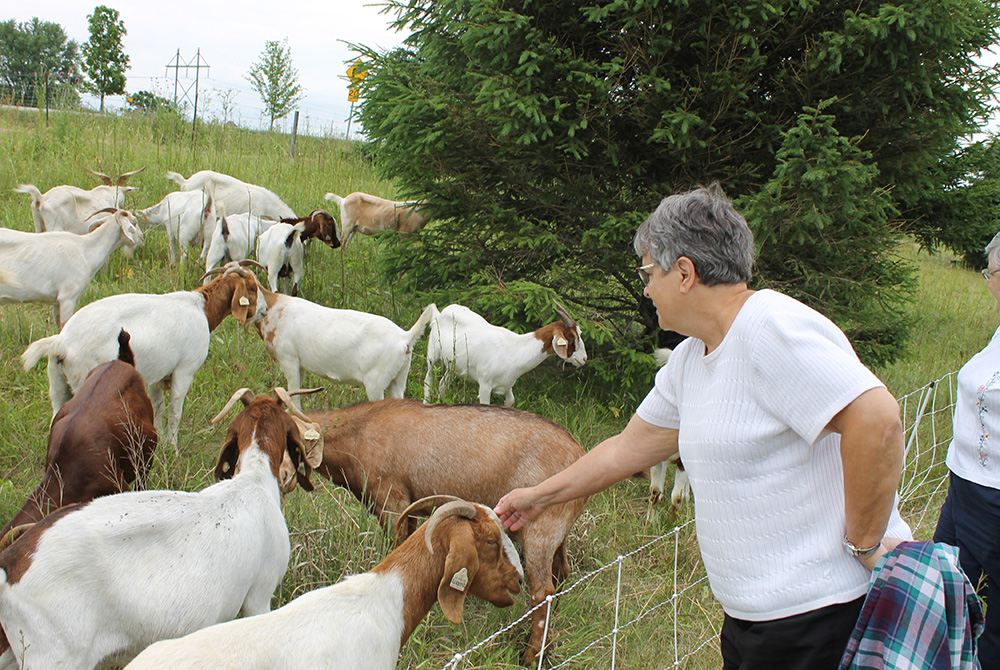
[0,107,993,668]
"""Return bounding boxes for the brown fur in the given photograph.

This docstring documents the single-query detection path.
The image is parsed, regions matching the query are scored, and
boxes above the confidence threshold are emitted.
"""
[193,270,261,331]
[281,210,341,249]
[305,398,586,663]
[534,321,582,360]
[0,355,157,540]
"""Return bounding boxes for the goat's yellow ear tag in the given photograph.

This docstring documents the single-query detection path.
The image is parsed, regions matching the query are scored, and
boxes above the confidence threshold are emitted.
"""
[556,337,568,346]
[239,296,250,306]
[303,428,320,441]
[449,567,469,591]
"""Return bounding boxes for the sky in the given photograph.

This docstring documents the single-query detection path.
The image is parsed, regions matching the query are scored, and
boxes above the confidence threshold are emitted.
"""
[10,1,411,136]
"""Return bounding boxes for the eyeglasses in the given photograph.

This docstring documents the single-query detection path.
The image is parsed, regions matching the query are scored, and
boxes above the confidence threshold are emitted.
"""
[637,263,657,286]
[982,268,1000,281]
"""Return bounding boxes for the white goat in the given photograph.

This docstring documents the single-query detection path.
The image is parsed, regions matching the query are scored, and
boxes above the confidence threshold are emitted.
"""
[20,263,267,451]
[0,209,144,326]
[423,301,588,406]
[123,497,522,670]
[255,221,306,296]
[204,210,276,280]
[0,387,322,670]
[646,347,691,511]
[14,168,144,234]
[324,191,429,249]
[253,289,436,404]
[166,169,295,220]
[135,191,215,266]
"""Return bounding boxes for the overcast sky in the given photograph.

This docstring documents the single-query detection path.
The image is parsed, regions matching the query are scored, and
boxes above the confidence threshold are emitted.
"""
[9,1,410,136]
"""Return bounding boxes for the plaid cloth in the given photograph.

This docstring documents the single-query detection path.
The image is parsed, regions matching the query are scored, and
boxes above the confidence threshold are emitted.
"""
[839,541,985,669]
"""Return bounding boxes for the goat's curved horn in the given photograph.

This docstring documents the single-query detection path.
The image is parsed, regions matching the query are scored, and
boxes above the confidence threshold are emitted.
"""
[238,259,267,272]
[199,266,227,282]
[85,207,119,221]
[552,298,575,327]
[0,523,35,552]
[273,387,323,422]
[113,167,145,185]
[85,167,113,184]
[210,388,256,424]
[404,497,478,554]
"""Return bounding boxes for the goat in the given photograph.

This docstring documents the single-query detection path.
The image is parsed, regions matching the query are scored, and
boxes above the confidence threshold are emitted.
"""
[166,169,296,220]
[253,290,436,404]
[0,209,144,326]
[204,209,276,280]
[0,386,320,670]
[0,329,157,544]
[253,210,341,296]
[134,191,215,266]
[20,261,267,452]
[644,347,691,512]
[423,301,588,406]
[123,496,522,670]
[324,191,429,249]
[13,168,144,233]
[296,398,587,665]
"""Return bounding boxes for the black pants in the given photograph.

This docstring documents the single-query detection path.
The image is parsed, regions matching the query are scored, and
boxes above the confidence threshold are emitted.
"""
[720,597,865,670]
[935,471,1000,670]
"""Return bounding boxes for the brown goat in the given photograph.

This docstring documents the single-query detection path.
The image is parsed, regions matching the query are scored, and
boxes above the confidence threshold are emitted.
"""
[1,329,157,542]
[280,209,341,249]
[301,398,587,664]
[323,191,429,249]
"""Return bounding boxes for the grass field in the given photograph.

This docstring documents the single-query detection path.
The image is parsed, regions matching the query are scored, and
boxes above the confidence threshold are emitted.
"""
[0,107,994,668]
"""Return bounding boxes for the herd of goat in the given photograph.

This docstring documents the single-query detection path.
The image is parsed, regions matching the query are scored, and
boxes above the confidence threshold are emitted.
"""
[0,168,620,669]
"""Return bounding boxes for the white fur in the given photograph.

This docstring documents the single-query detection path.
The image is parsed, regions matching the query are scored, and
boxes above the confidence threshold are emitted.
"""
[14,183,135,234]
[323,192,428,249]
[255,295,436,405]
[20,286,267,450]
[256,222,305,295]
[0,435,290,670]
[136,191,215,265]
[166,170,295,221]
[0,210,144,326]
[423,304,587,406]
[204,212,276,278]
[124,506,521,670]
[646,347,692,510]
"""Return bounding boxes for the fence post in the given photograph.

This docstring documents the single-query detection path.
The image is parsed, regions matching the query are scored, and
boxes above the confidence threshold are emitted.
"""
[290,110,300,159]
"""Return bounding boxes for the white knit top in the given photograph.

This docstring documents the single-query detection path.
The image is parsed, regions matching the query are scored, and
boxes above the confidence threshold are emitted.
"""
[946,324,1000,489]
[636,289,912,620]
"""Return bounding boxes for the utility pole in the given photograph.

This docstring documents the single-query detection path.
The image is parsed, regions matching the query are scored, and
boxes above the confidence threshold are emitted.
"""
[165,49,210,144]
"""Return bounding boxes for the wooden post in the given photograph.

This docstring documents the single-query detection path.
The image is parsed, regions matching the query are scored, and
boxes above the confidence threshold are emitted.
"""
[290,110,300,159]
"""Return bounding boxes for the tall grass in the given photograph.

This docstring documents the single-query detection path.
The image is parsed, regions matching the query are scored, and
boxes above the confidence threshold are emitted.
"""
[0,107,993,668]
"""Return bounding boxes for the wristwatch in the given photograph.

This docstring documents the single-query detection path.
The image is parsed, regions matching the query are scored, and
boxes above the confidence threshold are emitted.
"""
[843,537,881,558]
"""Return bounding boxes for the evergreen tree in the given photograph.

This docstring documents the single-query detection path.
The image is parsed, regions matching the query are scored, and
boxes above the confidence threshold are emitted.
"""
[356,0,1000,396]
[245,39,304,131]
[81,5,129,112]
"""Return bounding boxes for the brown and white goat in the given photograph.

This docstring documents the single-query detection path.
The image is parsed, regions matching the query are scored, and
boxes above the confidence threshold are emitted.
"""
[0,387,319,670]
[423,300,588,406]
[13,168,144,233]
[256,210,341,296]
[324,191,429,249]
[298,398,586,665]
[0,329,157,544]
[123,496,522,670]
[21,261,268,451]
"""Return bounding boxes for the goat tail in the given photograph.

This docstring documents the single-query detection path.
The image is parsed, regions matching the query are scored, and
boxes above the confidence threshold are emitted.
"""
[12,184,42,202]
[407,303,439,347]
[323,193,344,207]
[21,335,65,371]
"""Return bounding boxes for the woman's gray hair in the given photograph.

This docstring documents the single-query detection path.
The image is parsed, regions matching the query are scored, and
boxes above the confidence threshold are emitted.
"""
[987,230,1000,269]
[633,184,755,285]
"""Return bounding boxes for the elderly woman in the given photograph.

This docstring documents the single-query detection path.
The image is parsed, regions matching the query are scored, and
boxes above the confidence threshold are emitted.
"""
[495,184,912,669]
[934,231,1000,669]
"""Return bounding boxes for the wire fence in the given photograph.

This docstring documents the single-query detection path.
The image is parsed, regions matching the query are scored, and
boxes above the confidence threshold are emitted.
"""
[440,371,958,669]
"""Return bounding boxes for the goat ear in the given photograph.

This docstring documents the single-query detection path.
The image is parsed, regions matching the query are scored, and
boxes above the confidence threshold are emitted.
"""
[214,437,240,481]
[290,416,324,468]
[437,522,479,624]
[551,332,570,359]
[230,282,252,325]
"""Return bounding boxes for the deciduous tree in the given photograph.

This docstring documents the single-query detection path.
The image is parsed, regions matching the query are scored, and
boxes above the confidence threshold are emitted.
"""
[245,39,304,131]
[356,0,1000,396]
[0,18,81,108]
[82,5,129,112]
